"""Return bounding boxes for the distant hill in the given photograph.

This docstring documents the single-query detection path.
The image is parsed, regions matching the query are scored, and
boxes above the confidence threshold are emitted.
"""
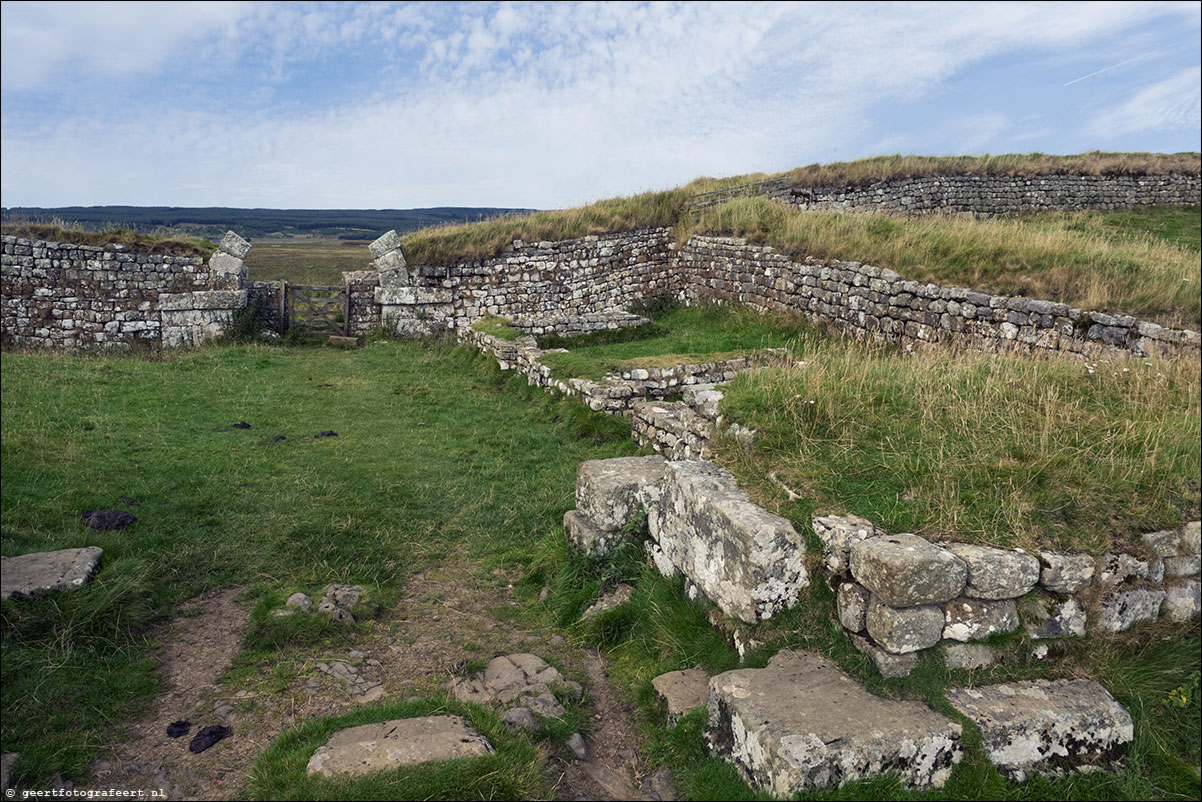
[0,205,537,241]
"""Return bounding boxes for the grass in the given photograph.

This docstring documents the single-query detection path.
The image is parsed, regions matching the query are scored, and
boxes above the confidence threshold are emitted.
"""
[400,189,686,267]
[243,238,374,285]
[715,339,1201,554]
[692,199,1202,327]
[1,222,216,258]
[536,304,817,380]
[0,339,637,786]
[471,315,524,341]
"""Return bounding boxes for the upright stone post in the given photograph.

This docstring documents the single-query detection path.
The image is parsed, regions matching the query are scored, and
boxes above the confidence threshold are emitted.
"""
[369,230,410,287]
[210,230,251,290]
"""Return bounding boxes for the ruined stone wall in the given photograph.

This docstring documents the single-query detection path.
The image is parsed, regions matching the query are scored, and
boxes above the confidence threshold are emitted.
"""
[786,173,1200,216]
[676,235,1200,360]
[247,280,283,334]
[407,228,674,328]
[2,232,251,349]
[2,236,211,348]
[814,516,1201,677]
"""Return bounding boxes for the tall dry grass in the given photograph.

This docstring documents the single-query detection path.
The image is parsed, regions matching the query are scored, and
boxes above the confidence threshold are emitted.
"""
[1,222,215,257]
[693,197,1201,326]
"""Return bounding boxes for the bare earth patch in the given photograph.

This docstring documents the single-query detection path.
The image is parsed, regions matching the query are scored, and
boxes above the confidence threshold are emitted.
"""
[78,552,669,800]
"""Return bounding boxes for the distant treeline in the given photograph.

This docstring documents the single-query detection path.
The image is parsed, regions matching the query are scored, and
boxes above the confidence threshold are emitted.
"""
[0,205,536,241]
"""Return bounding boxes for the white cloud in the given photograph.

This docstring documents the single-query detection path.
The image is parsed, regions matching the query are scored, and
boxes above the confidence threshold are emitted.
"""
[2,1,1198,208]
[1087,66,1202,137]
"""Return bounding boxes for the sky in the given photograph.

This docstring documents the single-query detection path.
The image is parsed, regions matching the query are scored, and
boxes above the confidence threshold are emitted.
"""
[1,0,1199,210]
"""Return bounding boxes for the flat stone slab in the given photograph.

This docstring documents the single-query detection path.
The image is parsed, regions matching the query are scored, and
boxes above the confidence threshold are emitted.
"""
[707,650,961,794]
[652,667,710,725]
[946,679,1133,781]
[306,716,493,777]
[1,547,103,600]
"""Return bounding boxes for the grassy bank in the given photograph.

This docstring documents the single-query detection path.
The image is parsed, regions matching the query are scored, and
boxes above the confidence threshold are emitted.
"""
[692,200,1201,326]
[1,223,216,258]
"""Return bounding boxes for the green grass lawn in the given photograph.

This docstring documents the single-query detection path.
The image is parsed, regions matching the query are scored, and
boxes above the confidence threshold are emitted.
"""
[243,238,374,285]
[535,305,818,380]
[3,316,1199,800]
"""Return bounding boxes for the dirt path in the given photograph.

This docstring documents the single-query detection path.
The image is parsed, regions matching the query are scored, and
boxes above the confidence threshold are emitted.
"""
[78,555,672,800]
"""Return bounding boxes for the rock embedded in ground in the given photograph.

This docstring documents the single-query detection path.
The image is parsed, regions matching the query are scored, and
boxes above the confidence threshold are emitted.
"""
[849,633,919,678]
[707,650,961,794]
[575,455,667,537]
[648,460,808,623]
[945,544,1039,599]
[324,584,364,610]
[581,583,634,620]
[865,596,944,654]
[942,597,1019,642]
[651,667,710,725]
[850,534,966,607]
[306,716,493,777]
[500,707,540,731]
[942,643,997,670]
[285,592,313,613]
[81,509,137,530]
[946,679,1133,781]
[566,733,588,761]
[1038,552,1096,594]
[448,653,564,706]
[1,546,104,600]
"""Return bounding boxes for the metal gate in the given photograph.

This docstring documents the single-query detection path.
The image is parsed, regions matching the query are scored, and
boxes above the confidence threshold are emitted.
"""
[283,283,348,337]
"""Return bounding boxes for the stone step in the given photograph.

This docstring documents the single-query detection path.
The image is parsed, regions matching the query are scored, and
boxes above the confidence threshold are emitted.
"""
[706,650,961,795]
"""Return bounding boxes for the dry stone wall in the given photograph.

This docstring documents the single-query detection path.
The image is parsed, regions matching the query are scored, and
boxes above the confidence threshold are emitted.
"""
[814,515,1201,678]
[677,235,1200,360]
[786,173,1200,216]
[2,231,250,349]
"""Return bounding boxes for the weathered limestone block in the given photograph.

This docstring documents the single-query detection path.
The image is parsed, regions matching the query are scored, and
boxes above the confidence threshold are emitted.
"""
[648,460,808,622]
[1141,528,1181,558]
[1098,553,1148,584]
[1025,596,1087,639]
[850,534,966,607]
[865,596,944,654]
[306,716,493,777]
[1,547,103,600]
[707,650,961,793]
[946,680,1133,781]
[575,455,667,535]
[812,514,882,576]
[848,633,919,678]
[1095,588,1166,633]
[218,230,252,260]
[1162,579,1201,622]
[368,230,404,260]
[942,643,997,670]
[837,581,870,632]
[563,509,620,556]
[945,544,1039,599]
[1164,554,1201,578]
[652,667,710,726]
[942,597,1019,642]
[1038,552,1095,594]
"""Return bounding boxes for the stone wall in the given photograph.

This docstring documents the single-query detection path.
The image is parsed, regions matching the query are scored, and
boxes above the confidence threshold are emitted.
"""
[388,228,673,334]
[248,280,283,334]
[814,516,1201,677]
[676,235,1200,360]
[2,231,251,349]
[786,173,1200,216]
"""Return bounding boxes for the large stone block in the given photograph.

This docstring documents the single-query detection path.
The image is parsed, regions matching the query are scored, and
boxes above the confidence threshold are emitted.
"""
[218,230,251,259]
[865,596,944,654]
[945,544,1039,599]
[942,597,1019,642]
[1,547,103,600]
[369,229,404,260]
[575,455,667,534]
[1024,596,1087,639]
[837,581,870,632]
[1162,579,1201,622]
[306,716,493,777]
[812,514,882,575]
[1038,552,1095,594]
[707,650,961,793]
[850,534,966,607]
[648,460,808,622]
[652,667,710,726]
[946,680,1133,781]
